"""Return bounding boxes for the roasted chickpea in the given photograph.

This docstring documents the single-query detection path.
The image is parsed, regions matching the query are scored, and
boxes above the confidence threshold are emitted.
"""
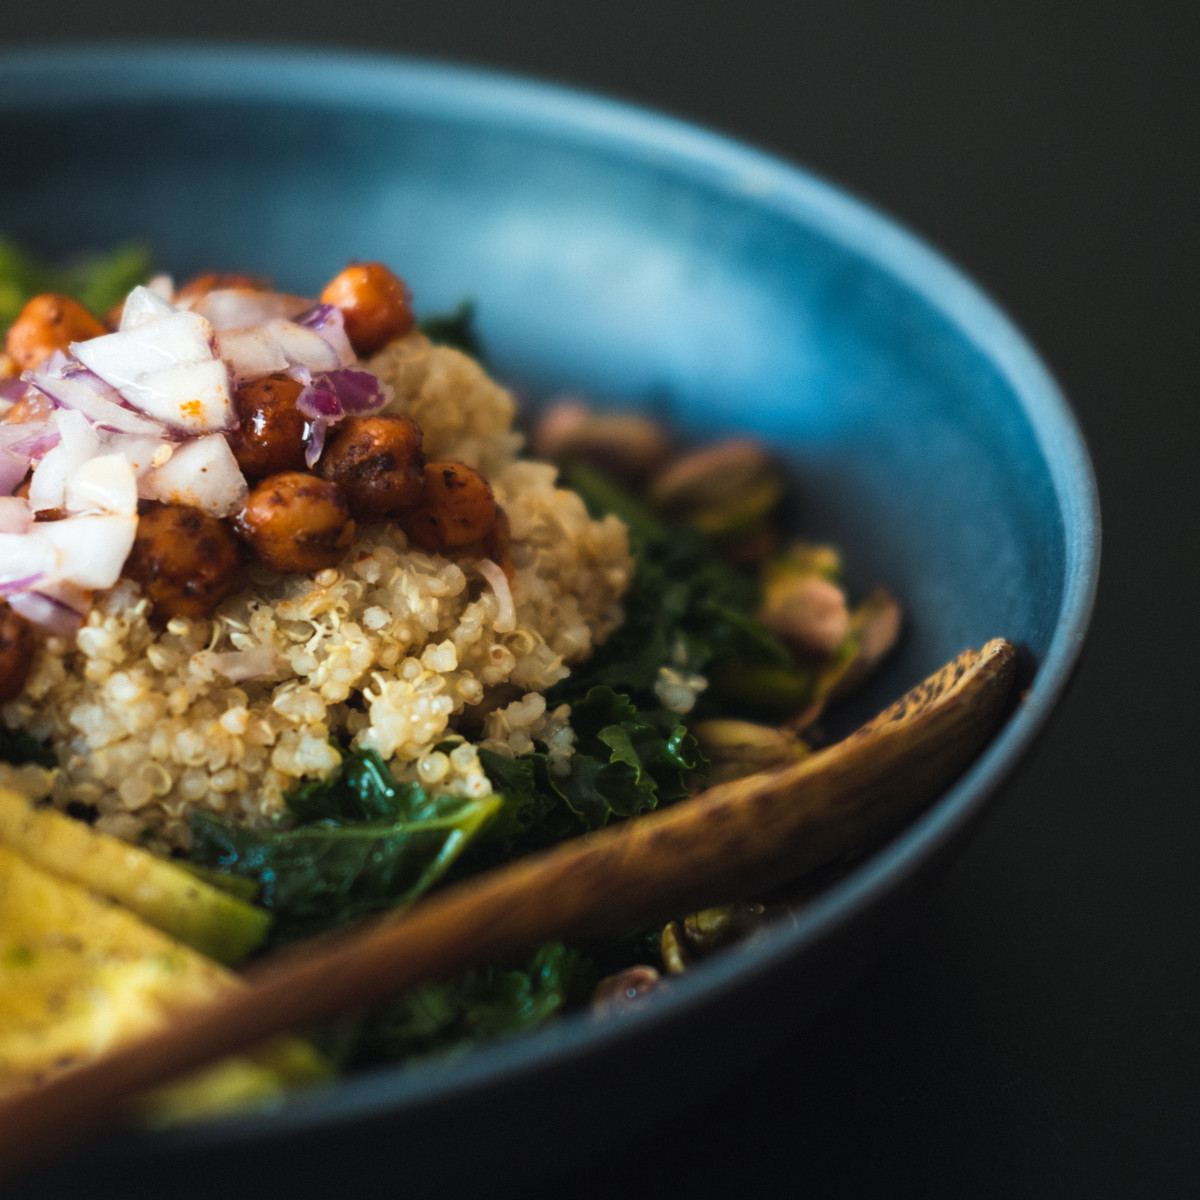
[2,390,54,425]
[5,294,106,372]
[457,505,514,580]
[319,262,415,357]
[401,461,497,553]
[225,373,310,478]
[0,601,36,705]
[236,472,356,573]
[173,271,272,301]
[318,414,425,520]
[122,504,242,620]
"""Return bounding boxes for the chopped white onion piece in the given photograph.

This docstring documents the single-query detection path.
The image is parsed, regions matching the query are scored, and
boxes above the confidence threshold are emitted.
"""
[74,310,215,382]
[476,557,516,633]
[116,358,235,433]
[29,411,99,513]
[72,310,234,433]
[65,453,139,516]
[214,326,291,382]
[119,285,176,331]
[263,318,346,373]
[185,289,311,331]
[35,514,138,589]
[96,431,175,477]
[27,446,67,512]
[138,433,248,517]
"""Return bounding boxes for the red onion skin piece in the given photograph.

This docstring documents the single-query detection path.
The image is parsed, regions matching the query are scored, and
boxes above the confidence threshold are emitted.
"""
[7,589,86,635]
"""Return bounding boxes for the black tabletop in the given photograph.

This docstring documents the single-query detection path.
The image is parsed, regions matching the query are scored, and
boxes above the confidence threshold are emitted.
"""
[5,4,1197,1197]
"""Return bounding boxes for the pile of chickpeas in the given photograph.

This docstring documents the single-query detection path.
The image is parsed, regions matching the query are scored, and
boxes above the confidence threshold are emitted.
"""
[0,262,508,703]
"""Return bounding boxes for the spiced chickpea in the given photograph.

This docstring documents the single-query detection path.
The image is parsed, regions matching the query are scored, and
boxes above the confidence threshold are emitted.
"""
[2,390,53,425]
[5,294,106,372]
[401,461,497,553]
[458,505,514,580]
[173,271,271,301]
[122,504,242,621]
[318,414,425,520]
[236,471,356,573]
[226,373,310,478]
[319,262,415,357]
[0,601,37,705]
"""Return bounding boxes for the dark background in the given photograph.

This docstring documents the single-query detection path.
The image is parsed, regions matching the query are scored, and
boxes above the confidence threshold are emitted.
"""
[5,4,1197,1196]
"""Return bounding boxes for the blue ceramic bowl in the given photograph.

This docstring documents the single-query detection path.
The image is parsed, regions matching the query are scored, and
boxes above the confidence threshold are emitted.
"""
[1,44,1098,1198]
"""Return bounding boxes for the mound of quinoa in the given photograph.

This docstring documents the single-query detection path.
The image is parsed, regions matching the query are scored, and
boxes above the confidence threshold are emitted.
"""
[1,333,634,851]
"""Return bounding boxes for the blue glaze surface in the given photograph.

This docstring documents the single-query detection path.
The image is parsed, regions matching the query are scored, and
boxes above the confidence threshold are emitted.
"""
[0,44,1098,1198]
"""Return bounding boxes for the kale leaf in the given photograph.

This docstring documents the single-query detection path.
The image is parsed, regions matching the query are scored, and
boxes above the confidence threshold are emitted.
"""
[417,301,485,361]
[318,941,586,1068]
[0,236,151,333]
[556,463,814,717]
[189,748,503,942]
[0,727,56,768]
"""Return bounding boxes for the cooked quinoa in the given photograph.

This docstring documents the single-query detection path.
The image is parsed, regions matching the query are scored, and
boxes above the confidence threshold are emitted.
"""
[0,333,634,850]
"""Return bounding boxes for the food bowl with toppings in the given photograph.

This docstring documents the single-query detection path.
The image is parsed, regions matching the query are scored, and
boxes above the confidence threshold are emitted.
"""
[0,45,1098,1198]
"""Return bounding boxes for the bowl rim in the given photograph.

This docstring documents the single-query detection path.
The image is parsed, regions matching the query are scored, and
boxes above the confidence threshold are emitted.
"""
[0,41,1100,1159]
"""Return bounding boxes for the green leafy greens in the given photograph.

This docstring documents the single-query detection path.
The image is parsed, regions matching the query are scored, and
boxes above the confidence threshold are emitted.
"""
[0,728,56,769]
[189,747,503,944]
[0,236,151,333]
[417,301,485,361]
[318,941,585,1068]
[554,462,817,717]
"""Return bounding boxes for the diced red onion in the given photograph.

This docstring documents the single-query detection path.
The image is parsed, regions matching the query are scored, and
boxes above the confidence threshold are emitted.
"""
[0,419,59,460]
[0,531,58,591]
[193,645,282,682]
[476,557,516,632]
[0,572,46,596]
[295,370,391,468]
[295,378,343,422]
[0,448,29,497]
[304,419,329,469]
[26,363,166,436]
[0,377,32,404]
[324,368,392,414]
[6,589,85,635]
[296,304,356,367]
[0,497,33,534]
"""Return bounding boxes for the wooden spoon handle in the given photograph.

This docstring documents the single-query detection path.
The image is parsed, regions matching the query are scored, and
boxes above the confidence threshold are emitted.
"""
[0,638,1016,1182]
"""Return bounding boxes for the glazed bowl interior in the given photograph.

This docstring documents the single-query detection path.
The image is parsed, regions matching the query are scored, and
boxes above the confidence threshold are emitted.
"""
[0,44,1098,1197]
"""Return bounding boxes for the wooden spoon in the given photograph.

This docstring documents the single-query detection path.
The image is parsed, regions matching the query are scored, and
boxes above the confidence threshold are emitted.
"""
[0,638,1016,1182]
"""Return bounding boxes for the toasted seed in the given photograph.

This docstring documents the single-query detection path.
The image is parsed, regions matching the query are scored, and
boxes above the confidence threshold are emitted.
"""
[533,397,672,482]
[590,965,662,1014]
[660,920,690,975]
[692,719,809,784]
[682,902,767,953]
[758,574,851,660]
[648,439,783,535]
